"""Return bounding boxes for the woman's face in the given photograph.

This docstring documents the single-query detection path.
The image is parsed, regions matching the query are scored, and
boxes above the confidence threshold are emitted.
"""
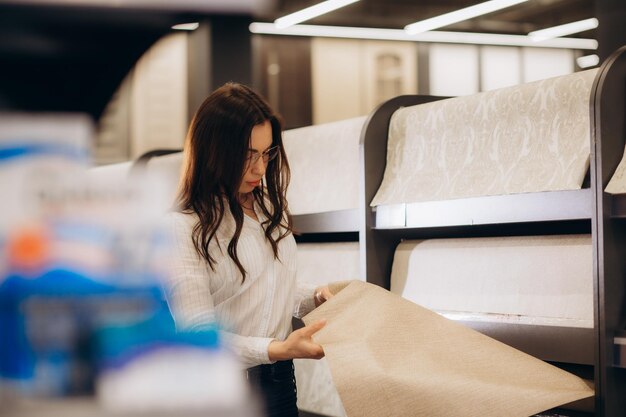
[238,120,274,195]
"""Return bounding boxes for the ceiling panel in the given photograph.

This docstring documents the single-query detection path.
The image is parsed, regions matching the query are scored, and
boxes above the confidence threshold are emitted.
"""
[257,0,596,38]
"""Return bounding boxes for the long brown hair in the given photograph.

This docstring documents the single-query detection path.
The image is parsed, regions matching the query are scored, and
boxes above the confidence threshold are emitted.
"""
[176,82,292,281]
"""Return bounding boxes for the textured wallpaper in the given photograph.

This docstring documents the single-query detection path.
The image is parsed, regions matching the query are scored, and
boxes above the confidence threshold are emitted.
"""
[371,69,598,206]
[284,116,365,215]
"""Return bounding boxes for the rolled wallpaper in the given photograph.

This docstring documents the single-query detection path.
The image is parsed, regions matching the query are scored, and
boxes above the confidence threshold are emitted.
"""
[371,69,598,206]
[303,281,593,417]
[143,152,183,206]
[295,242,360,417]
[605,149,626,193]
[283,116,366,215]
[390,235,593,328]
[296,242,361,286]
[87,160,133,183]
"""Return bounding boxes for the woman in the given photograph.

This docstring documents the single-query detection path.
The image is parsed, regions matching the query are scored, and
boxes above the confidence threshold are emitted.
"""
[166,82,334,417]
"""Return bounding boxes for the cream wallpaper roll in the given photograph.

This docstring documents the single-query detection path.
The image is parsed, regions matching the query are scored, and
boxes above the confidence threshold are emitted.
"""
[296,242,361,285]
[390,235,593,328]
[605,149,626,193]
[304,281,593,417]
[144,152,184,208]
[283,116,365,215]
[371,69,598,206]
[295,242,360,417]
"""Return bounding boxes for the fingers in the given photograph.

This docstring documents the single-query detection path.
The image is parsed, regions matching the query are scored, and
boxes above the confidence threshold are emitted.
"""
[321,287,334,300]
[283,321,327,360]
[302,319,327,337]
[314,285,334,307]
[311,344,325,359]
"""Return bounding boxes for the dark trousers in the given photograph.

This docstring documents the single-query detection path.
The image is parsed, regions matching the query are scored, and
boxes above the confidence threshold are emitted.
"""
[246,359,299,417]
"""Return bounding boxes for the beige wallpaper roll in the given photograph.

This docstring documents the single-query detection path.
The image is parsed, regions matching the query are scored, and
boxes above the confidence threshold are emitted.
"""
[296,242,361,286]
[390,235,593,328]
[304,281,594,417]
[295,242,360,417]
[144,152,184,208]
[283,116,365,215]
[605,148,626,193]
[371,69,598,206]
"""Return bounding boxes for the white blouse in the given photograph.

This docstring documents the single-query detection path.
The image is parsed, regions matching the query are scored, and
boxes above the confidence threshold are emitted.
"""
[165,207,316,369]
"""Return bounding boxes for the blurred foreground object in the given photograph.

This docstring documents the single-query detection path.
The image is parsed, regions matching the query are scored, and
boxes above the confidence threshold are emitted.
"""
[0,113,257,416]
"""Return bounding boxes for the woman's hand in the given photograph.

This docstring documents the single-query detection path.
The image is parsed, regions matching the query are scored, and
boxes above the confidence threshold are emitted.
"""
[314,285,334,307]
[268,319,326,361]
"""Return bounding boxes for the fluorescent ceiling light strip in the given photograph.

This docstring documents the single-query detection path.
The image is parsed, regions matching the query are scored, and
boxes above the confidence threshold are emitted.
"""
[275,0,360,29]
[172,22,200,31]
[250,22,598,50]
[576,54,600,68]
[529,18,599,41]
[404,0,528,35]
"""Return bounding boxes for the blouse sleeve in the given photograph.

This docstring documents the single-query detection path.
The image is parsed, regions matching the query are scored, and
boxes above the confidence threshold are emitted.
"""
[293,279,317,319]
[164,212,275,368]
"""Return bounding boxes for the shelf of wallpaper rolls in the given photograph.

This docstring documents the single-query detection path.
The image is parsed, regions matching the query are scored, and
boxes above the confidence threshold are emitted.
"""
[357,46,626,417]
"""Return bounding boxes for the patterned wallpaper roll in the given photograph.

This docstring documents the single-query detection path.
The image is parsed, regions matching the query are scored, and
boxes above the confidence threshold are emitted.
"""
[371,69,598,206]
[283,116,366,215]
[605,152,626,194]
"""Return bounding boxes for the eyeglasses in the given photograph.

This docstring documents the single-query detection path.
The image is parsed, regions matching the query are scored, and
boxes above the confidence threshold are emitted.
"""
[245,146,280,166]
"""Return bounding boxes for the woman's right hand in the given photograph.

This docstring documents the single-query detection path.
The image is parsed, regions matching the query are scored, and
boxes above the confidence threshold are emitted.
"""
[268,319,327,361]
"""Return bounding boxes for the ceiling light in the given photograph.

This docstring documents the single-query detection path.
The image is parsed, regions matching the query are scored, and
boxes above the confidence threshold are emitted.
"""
[529,18,598,42]
[576,54,600,68]
[404,0,529,35]
[274,0,360,29]
[250,22,598,50]
[172,22,199,31]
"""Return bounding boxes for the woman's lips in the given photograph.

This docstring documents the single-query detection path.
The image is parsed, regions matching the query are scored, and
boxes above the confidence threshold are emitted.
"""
[246,180,261,187]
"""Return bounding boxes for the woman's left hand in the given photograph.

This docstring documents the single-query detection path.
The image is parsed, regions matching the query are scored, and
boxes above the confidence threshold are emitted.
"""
[314,285,334,307]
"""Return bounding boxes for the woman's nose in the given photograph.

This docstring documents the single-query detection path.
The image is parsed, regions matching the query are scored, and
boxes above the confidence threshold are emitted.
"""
[251,157,266,175]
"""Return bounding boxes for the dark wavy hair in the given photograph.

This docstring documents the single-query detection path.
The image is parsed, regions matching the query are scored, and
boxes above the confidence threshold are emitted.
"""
[175,82,292,282]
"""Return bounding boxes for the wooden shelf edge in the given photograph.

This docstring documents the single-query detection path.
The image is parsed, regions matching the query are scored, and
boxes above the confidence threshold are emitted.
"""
[373,189,592,230]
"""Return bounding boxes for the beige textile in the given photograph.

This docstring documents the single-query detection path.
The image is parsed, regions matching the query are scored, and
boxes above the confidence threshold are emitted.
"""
[371,69,598,206]
[304,281,593,417]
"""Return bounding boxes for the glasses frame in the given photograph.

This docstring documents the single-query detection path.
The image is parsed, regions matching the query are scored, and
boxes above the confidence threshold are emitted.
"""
[245,145,280,167]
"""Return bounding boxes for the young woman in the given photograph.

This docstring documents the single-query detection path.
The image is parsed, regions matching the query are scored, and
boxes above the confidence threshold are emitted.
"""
[166,82,334,417]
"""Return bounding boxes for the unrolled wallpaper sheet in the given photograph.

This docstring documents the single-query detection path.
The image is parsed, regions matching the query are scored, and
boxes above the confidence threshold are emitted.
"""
[283,116,365,215]
[390,235,593,328]
[295,242,360,417]
[303,281,594,417]
[371,69,598,206]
